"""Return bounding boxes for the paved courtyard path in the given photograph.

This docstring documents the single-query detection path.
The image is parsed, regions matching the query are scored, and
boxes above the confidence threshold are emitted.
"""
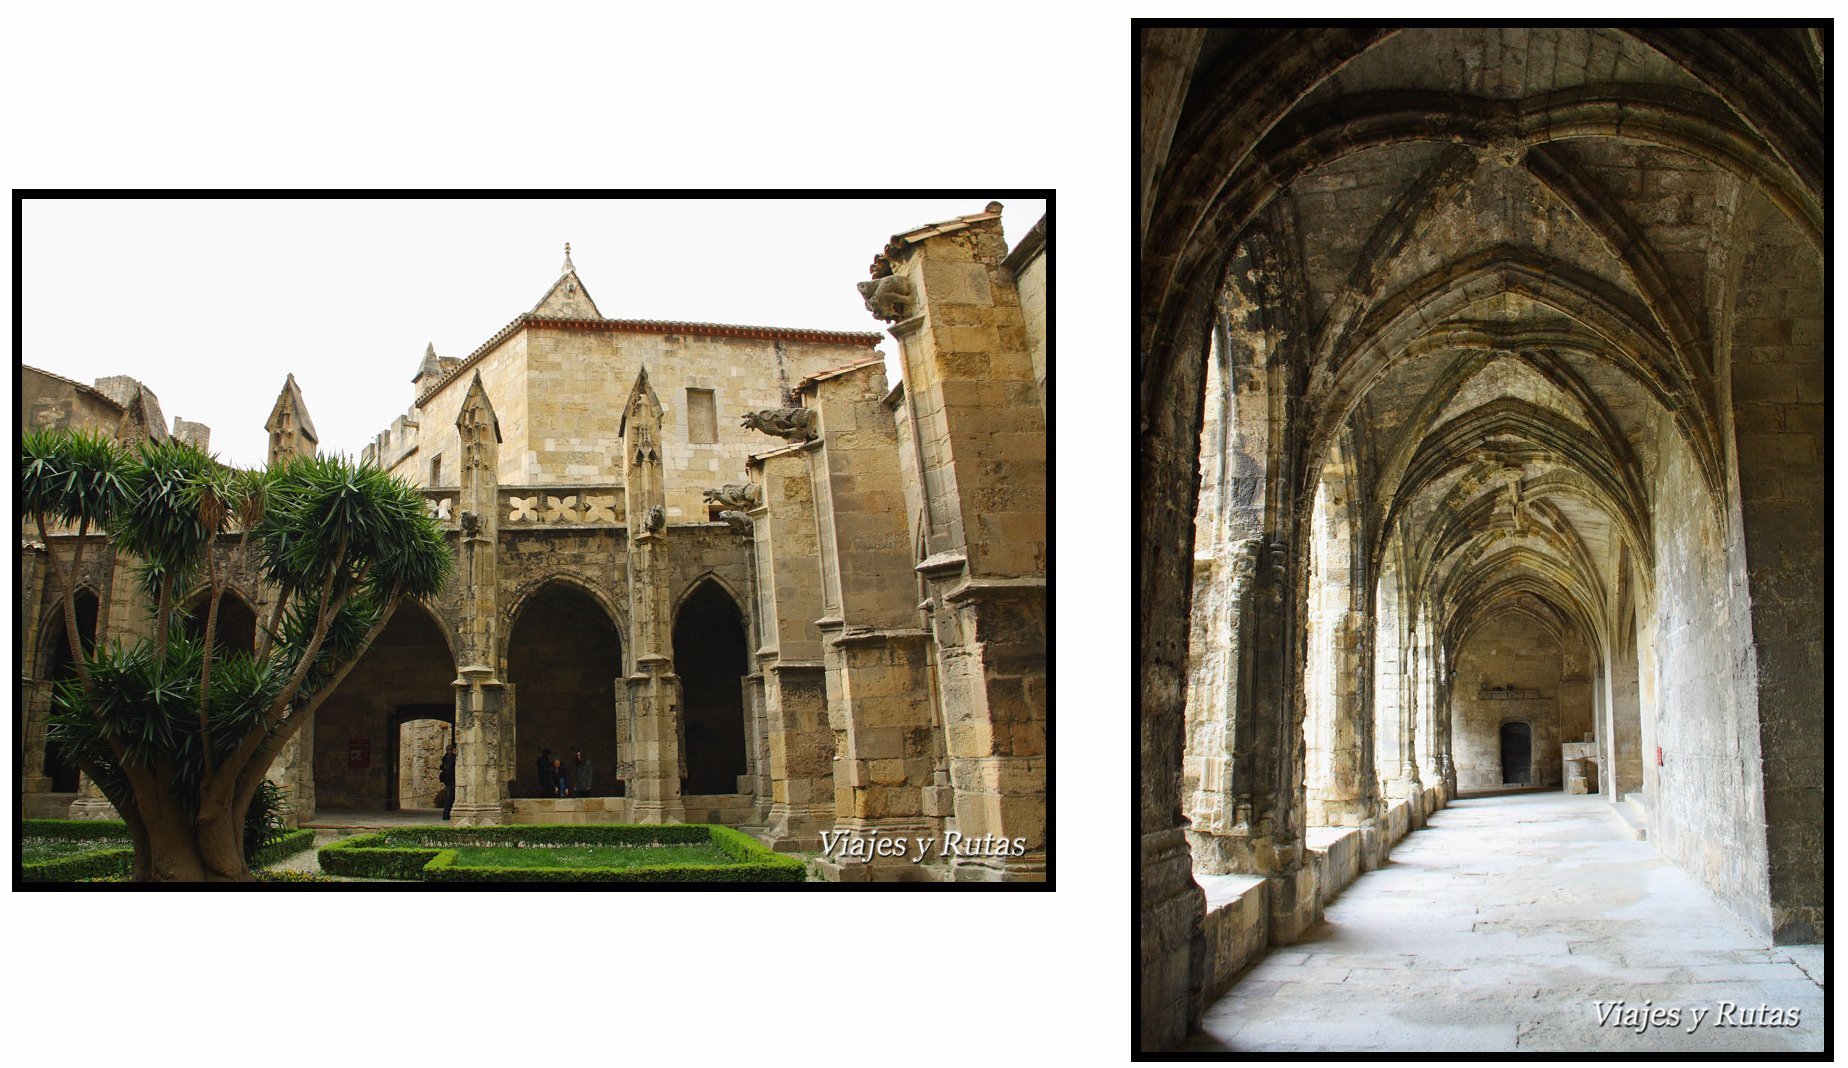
[1185,792,1824,1053]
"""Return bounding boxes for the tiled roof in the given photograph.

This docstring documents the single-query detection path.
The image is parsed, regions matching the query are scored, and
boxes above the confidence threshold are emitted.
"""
[794,354,886,392]
[22,365,124,410]
[871,202,1004,276]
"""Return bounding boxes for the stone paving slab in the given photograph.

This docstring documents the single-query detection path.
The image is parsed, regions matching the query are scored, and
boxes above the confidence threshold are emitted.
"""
[1185,793,1824,1053]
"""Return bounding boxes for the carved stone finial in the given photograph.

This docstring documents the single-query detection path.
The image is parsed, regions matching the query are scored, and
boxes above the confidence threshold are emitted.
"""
[857,274,915,322]
[562,241,574,272]
[719,510,752,535]
[741,407,818,443]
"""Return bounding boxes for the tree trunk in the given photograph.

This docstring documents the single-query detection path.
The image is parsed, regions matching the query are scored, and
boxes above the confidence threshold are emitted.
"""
[135,794,254,882]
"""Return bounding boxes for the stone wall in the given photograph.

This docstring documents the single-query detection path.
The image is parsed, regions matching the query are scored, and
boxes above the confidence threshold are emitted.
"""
[1005,216,1048,417]
[21,366,129,437]
[397,719,452,809]
[1720,202,1825,943]
[386,321,876,522]
[1451,616,1586,791]
[1647,408,1772,937]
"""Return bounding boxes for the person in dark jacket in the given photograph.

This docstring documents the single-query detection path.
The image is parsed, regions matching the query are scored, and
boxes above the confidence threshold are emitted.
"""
[439,743,457,819]
[574,750,593,797]
[552,757,571,798]
[537,747,554,797]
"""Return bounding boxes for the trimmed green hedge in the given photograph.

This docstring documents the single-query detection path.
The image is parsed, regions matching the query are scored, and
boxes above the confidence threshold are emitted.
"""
[23,820,134,882]
[25,820,315,881]
[24,845,136,882]
[374,823,717,848]
[319,823,806,883]
[253,828,316,868]
[23,818,131,839]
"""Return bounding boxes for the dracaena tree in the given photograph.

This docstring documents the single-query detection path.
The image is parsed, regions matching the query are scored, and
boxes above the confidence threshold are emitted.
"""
[24,428,451,881]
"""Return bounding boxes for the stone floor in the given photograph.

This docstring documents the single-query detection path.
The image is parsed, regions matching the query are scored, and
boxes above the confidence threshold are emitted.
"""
[1185,792,1825,1052]
[303,807,446,827]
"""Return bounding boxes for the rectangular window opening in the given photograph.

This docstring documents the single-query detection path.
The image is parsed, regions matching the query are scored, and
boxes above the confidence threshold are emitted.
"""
[687,388,717,444]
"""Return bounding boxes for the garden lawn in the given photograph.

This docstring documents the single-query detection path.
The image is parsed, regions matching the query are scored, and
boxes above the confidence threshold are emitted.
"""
[448,843,735,870]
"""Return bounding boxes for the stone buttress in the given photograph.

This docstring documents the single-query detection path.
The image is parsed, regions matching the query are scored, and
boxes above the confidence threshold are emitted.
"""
[742,443,835,851]
[868,205,1047,880]
[803,360,944,880]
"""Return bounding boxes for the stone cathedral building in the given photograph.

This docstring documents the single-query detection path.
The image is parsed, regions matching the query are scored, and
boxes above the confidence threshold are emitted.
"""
[1139,28,1822,1047]
[21,202,1048,882]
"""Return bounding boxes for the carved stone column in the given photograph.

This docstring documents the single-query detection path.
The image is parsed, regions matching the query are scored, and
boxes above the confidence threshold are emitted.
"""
[449,372,509,825]
[1312,609,1383,867]
[741,672,773,826]
[1185,540,1315,939]
[1183,538,1258,838]
[1384,619,1426,806]
[621,367,684,824]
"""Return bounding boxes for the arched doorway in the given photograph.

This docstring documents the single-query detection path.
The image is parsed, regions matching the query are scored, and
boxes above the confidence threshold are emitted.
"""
[1500,722,1532,787]
[506,583,623,799]
[674,580,749,795]
[313,601,456,812]
[391,705,454,811]
[41,589,99,791]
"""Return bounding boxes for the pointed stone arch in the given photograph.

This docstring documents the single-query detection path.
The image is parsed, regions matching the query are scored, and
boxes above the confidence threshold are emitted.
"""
[504,578,625,799]
[500,571,628,673]
[311,598,459,812]
[672,578,750,796]
[178,585,260,658]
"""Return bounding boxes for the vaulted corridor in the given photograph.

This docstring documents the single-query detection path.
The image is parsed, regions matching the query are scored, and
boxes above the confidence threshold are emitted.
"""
[1138,27,1824,1051]
[1187,792,1823,1053]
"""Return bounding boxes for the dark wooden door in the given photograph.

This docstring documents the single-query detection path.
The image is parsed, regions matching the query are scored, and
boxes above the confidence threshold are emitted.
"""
[1500,721,1532,785]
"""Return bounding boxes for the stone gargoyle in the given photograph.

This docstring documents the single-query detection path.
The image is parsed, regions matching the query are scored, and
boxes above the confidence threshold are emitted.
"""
[857,273,915,322]
[719,510,753,535]
[702,482,761,510]
[740,407,818,443]
[644,504,665,533]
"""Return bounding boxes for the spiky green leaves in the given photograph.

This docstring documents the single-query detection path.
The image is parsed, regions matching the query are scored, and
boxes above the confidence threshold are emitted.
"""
[253,455,451,601]
[21,427,131,530]
[110,438,227,576]
[46,635,287,815]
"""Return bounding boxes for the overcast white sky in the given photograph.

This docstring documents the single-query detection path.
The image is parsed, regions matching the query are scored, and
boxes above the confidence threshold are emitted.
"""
[22,196,1044,469]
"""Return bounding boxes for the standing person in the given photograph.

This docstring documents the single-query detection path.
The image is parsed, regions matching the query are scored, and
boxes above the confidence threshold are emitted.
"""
[536,747,553,798]
[551,757,570,798]
[439,742,457,820]
[574,750,593,797]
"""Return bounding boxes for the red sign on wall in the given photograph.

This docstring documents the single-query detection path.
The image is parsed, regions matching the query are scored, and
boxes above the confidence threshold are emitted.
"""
[348,738,371,768]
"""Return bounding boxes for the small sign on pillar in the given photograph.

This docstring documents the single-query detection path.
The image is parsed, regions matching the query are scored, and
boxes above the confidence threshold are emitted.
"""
[349,738,371,768]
